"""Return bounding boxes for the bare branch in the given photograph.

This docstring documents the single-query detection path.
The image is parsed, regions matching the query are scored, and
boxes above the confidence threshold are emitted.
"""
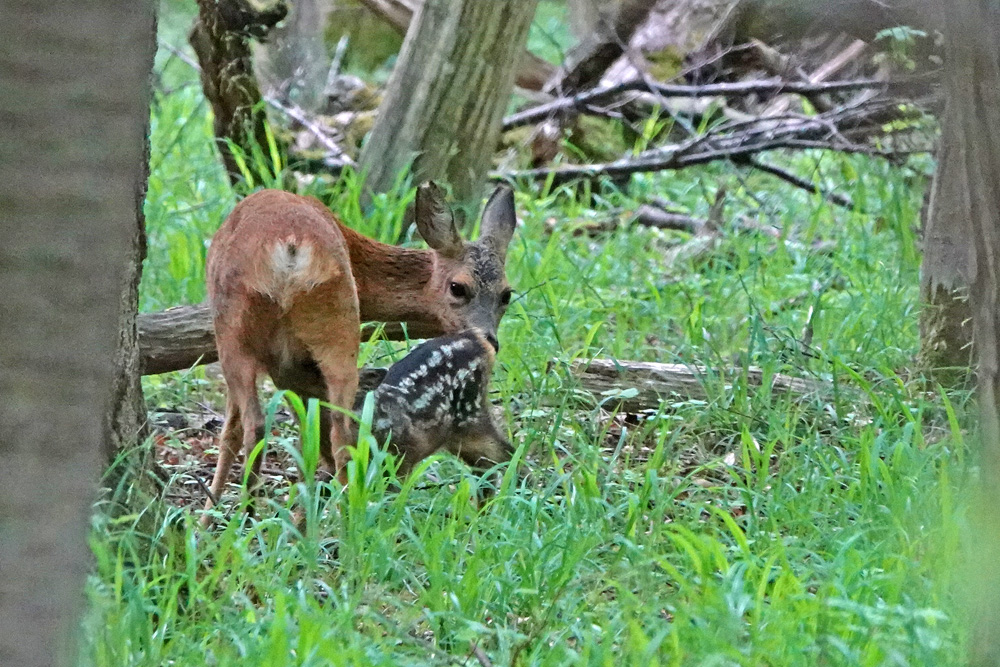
[502,75,936,131]
[497,98,926,185]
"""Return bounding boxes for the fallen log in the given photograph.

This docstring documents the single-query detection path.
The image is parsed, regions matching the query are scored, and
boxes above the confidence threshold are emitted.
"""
[550,358,824,413]
[138,304,444,375]
[140,304,217,375]
[138,310,825,411]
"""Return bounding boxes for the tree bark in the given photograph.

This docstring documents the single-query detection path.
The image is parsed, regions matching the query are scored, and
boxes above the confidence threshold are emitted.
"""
[915,0,974,384]
[254,0,335,113]
[105,19,158,467]
[359,0,539,209]
[189,0,288,189]
[0,1,155,665]
[933,2,1000,665]
[356,0,554,91]
[712,0,924,46]
[918,126,975,384]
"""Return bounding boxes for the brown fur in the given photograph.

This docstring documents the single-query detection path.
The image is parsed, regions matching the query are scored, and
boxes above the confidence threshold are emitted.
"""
[202,184,517,524]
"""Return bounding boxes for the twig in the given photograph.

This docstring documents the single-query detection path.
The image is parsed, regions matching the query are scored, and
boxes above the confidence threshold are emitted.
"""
[746,157,855,210]
[158,39,201,72]
[193,473,219,508]
[502,74,936,131]
[264,96,356,166]
[468,641,494,667]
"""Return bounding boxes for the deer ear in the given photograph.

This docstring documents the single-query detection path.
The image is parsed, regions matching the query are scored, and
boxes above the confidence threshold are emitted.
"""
[415,182,463,257]
[478,185,516,261]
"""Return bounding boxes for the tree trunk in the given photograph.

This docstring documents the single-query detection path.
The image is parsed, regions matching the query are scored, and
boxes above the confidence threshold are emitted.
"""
[935,2,1000,665]
[190,0,288,189]
[359,0,539,209]
[567,0,605,41]
[918,125,975,385]
[254,0,335,113]
[550,0,659,94]
[105,23,158,467]
[0,1,155,665]
[713,0,923,46]
[356,0,554,91]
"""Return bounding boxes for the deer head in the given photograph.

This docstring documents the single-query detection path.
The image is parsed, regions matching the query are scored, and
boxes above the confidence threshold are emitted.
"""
[414,183,517,351]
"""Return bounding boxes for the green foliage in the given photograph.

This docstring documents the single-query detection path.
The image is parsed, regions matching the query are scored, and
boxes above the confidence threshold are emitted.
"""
[101,4,970,665]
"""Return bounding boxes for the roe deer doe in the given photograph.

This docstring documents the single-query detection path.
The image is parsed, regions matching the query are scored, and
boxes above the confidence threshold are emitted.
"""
[202,183,517,524]
[370,329,512,481]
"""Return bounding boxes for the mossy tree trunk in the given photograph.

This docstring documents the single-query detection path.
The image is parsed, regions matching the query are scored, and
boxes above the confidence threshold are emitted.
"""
[190,0,288,190]
[0,1,155,664]
[359,0,538,210]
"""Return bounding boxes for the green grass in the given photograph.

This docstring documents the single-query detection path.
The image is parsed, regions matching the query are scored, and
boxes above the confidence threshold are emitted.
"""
[86,2,972,665]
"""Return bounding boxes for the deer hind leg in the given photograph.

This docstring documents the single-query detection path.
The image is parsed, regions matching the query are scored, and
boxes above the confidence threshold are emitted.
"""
[202,353,262,526]
[286,279,361,485]
[202,398,243,526]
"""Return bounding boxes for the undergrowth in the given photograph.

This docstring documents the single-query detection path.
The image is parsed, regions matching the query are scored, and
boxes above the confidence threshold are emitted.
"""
[85,1,971,665]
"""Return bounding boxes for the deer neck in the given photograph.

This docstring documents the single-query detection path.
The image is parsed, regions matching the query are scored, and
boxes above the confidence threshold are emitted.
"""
[341,225,441,327]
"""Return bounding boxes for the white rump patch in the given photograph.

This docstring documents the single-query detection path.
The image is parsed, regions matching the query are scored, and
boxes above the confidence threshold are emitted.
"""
[266,238,320,308]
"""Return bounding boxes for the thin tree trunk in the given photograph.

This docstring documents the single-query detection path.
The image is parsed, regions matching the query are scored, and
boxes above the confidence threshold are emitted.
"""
[359,0,539,209]
[190,0,288,189]
[550,0,658,94]
[567,0,604,41]
[0,1,155,665]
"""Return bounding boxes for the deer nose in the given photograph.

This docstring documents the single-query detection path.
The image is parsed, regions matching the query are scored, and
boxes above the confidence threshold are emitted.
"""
[485,332,500,352]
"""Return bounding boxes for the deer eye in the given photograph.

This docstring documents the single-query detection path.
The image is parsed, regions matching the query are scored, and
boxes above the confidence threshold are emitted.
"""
[449,282,470,300]
[500,289,513,306]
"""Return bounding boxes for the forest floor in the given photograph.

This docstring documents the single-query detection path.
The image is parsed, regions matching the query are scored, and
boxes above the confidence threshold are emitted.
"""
[81,2,969,665]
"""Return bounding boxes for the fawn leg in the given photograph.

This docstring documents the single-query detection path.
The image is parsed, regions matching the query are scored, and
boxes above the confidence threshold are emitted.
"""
[454,416,514,497]
[272,359,337,484]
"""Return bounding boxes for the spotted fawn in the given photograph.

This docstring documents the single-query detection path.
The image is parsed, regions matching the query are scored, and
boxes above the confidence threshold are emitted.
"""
[370,329,512,479]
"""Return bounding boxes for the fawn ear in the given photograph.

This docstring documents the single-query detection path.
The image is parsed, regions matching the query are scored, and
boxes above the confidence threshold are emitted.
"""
[415,182,463,257]
[477,185,516,262]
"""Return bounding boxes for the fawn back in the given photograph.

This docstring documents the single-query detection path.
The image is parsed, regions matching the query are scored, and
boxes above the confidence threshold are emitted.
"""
[201,184,517,523]
[371,329,511,476]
